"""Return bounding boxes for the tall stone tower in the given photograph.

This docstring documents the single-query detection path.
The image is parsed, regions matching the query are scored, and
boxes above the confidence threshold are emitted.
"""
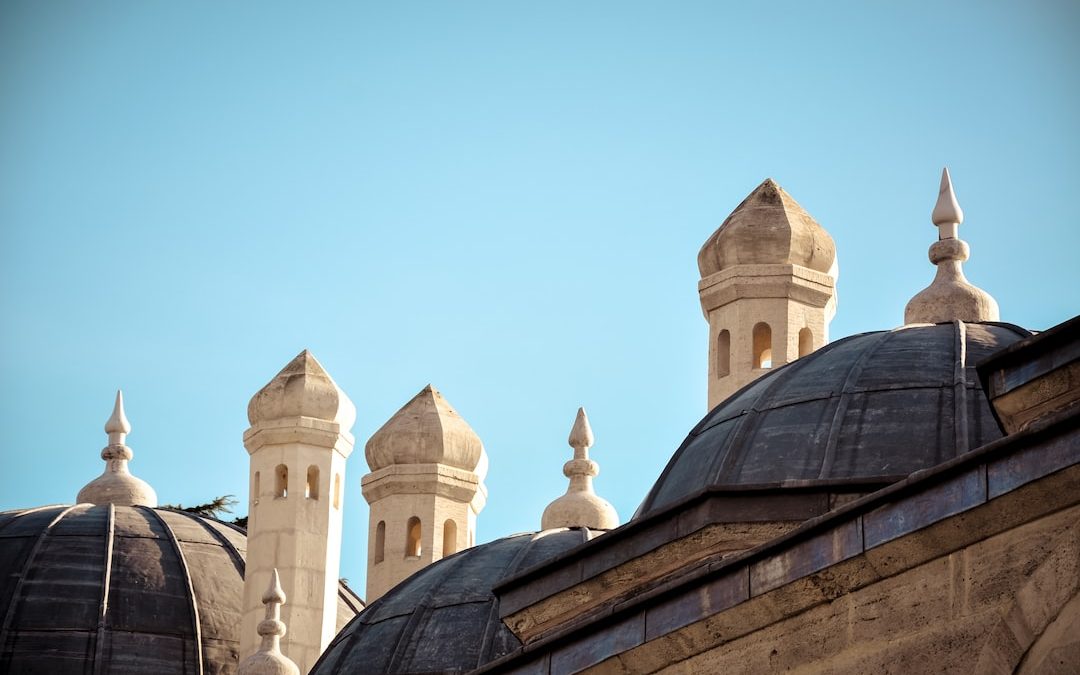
[362,384,487,601]
[242,350,356,674]
[697,179,838,409]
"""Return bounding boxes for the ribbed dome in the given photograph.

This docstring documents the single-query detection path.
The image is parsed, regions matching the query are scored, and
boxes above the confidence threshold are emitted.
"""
[697,178,836,277]
[636,321,1032,519]
[311,529,599,675]
[0,504,363,675]
[365,385,485,473]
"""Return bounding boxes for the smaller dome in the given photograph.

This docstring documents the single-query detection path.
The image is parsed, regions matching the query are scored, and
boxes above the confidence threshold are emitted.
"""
[698,178,836,277]
[248,350,356,428]
[365,385,485,472]
[311,529,599,675]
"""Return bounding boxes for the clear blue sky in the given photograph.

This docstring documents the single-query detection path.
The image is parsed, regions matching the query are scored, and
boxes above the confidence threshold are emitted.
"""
[2,1,1077,593]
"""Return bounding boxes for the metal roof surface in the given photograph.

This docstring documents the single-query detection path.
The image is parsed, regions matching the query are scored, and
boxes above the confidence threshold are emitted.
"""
[312,529,597,675]
[636,321,1032,519]
[0,504,362,675]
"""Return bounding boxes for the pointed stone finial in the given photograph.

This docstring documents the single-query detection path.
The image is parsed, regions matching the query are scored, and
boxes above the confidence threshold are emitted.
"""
[931,167,964,228]
[904,168,999,325]
[238,569,300,675]
[104,390,131,445]
[541,408,619,531]
[76,390,158,507]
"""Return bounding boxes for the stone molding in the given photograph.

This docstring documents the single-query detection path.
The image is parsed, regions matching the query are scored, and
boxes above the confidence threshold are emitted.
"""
[244,417,355,458]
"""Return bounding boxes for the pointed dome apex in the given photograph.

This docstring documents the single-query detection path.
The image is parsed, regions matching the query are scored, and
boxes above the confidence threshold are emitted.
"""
[365,385,486,472]
[541,407,619,531]
[77,390,158,507]
[698,178,836,278]
[247,350,356,429]
[905,168,999,325]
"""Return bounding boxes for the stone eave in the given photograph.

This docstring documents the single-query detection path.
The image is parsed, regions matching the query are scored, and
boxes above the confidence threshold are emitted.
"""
[493,476,898,642]
[477,405,1080,674]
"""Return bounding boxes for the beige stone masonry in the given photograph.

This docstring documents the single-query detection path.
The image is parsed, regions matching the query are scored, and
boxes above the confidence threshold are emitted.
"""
[697,180,838,410]
[242,350,355,675]
[362,384,487,601]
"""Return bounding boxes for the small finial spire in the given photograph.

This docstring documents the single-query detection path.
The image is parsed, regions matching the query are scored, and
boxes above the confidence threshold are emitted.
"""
[76,390,158,507]
[105,390,131,445]
[238,569,300,675]
[931,167,964,229]
[568,407,595,458]
[541,407,619,531]
[904,168,999,325]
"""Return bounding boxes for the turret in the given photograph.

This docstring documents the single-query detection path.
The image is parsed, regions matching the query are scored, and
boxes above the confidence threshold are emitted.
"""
[697,179,838,409]
[361,385,487,601]
[242,350,356,674]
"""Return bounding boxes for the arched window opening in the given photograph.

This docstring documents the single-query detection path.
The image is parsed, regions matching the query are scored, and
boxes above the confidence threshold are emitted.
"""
[333,474,342,510]
[753,323,773,369]
[305,465,319,500]
[716,330,731,378]
[405,517,422,558]
[443,519,458,556]
[374,521,385,564]
[252,471,260,506]
[275,464,288,498]
[798,327,814,358]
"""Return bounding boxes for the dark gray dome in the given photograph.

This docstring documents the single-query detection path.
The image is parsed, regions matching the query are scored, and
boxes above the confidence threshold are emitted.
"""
[312,528,598,675]
[0,504,363,675]
[636,321,1032,519]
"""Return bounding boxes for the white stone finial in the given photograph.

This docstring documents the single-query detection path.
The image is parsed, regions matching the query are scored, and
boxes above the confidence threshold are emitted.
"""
[931,167,964,229]
[541,407,619,531]
[904,167,999,325]
[104,390,131,445]
[76,390,158,507]
[238,569,300,675]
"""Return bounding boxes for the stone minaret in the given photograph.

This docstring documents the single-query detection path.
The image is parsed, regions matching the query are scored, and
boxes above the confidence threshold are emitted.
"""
[697,179,838,410]
[905,168,999,324]
[77,390,158,507]
[238,569,300,675]
[243,350,356,674]
[362,385,487,601]
[541,407,619,531]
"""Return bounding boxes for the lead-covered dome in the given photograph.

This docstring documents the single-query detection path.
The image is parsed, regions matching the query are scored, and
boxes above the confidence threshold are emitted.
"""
[636,321,1031,519]
[697,178,836,278]
[0,504,363,675]
[312,528,599,675]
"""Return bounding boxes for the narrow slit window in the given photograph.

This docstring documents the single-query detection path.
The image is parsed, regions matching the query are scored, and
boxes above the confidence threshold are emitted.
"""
[405,517,422,558]
[252,471,260,506]
[333,474,341,510]
[443,519,458,556]
[374,521,385,564]
[716,329,731,378]
[275,464,288,498]
[752,323,773,369]
[799,327,814,358]
[306,465,319,500]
